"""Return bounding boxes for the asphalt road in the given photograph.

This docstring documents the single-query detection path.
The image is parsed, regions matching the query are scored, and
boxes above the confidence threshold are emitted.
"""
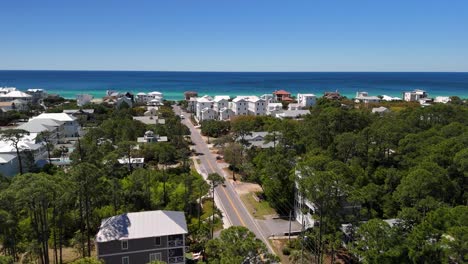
[173,105,275,254]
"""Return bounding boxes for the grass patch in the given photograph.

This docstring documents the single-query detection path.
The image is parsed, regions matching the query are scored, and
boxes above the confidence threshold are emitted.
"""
[240,193,277,219]
[201,199,223,231]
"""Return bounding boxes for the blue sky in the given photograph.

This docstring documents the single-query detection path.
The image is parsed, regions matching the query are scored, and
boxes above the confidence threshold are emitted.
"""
[1,0,467,71]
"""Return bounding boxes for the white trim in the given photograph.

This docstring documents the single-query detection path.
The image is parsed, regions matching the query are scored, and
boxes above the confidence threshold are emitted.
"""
[122,256,129,264]
[121,240,128,250]
[99,245,185,258]
[149,252,162,261]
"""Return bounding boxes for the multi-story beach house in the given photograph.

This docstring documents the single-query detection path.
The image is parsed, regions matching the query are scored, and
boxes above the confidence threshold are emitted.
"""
[219,107,234,120]
[294,170,361,229]
[354,91,381,104]
[0,87,17,95]
[96,210,188,264]
[231,96,249,116]
[297,93,317,107]
[273,90,292,102]
[403,89,428,102]
[76,94,94,106]
[213,96,230,113]
[30,113,80,138]
[195,96,214,121]
[26,89,46,104]
[0,90,33,103]
[0,135,48,177]
[247,96,267,116]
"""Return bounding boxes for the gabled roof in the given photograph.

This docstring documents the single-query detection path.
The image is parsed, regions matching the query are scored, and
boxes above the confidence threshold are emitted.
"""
[214,95,231,102]
[0,91,32,98]
[96,210,188,242]
[197,96,213,103]
[0,154,16,163]
[273,90,291,95]
[372,106,390,113]
[63,109,95,114]
[32,113,76,122]
[17,119,63,133]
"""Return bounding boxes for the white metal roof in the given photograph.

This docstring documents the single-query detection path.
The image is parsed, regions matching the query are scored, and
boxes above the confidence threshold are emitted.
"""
[0,154,16,163]
[0,91,32,98]
[118,157,145,164]
[213,95,231,102]
[32,113,76,122]
[96,210,188,242]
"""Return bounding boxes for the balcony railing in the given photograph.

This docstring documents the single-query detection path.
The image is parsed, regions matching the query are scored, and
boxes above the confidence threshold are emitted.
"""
[167,240,184,247]
[168,256,185,263]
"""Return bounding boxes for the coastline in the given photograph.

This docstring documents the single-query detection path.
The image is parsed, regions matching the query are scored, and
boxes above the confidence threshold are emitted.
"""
[1,71,467,100]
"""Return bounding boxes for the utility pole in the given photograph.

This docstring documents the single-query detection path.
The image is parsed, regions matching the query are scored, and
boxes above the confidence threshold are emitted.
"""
[211,182,215,239]
[288,210,292,242]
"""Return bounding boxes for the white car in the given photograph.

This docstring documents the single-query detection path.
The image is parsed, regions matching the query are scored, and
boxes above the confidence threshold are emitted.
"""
[180,114,185,119]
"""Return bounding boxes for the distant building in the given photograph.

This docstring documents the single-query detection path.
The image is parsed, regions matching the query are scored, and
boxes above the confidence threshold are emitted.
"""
[354,92,380,104]
[200,108,216,121]
[294,170,360,229]
[275,110,310,119]
[231,96,249,116]
[0,100,28,112]
[137,131,168,143]
[260,94,275,104]
[403,89,428,102]
[0,87,17,95]
[288,103,302,111]
[116,97,134,108]
[267,103,283,115]
[0,131,50,176]
[30,112,80,137]
[0,90,33,102]
[236,132,278,148]
[118,157,145,169]
[136,91,163,106]
[372,106,391,114]
[247,96,267,116]
[184,91,198,101]
[219,107,234,120]
[213,96,230,113]
[323,91,342,100]
[297,93,317,107]
[195,96,214,121]
[273,90,292,102]
[381,95,401,101]
[434,96,451,104]
[76,94,93,106]
[96,210,188,264]
[26,89,46,104]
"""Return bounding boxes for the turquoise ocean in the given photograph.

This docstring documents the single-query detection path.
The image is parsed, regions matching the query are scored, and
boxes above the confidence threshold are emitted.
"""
[0,71,467,100]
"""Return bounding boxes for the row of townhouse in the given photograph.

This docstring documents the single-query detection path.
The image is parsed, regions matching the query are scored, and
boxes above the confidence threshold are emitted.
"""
[0,112,81,176]
[188,93,317,121]
[102,90,164,108]
[0,87,47,111]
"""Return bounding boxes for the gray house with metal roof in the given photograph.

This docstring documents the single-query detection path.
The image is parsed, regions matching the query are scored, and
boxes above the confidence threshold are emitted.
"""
[96,210,187,264]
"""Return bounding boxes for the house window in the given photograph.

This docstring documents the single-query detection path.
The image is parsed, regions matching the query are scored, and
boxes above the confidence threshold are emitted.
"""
[155,237,161,246]
[122,256,129,264]
[121,240,128,250]
[149,253,162,262]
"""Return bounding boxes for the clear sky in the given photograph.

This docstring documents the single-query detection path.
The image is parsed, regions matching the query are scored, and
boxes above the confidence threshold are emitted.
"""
[1,0,467,71]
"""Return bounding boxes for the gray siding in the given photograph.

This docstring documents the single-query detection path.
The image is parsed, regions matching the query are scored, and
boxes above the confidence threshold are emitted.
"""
[98,236,168,256]
[97,235,185,264]
[101,249,168,264]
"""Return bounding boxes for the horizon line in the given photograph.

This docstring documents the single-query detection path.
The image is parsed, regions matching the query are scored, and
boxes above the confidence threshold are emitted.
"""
[0,69,467,73]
